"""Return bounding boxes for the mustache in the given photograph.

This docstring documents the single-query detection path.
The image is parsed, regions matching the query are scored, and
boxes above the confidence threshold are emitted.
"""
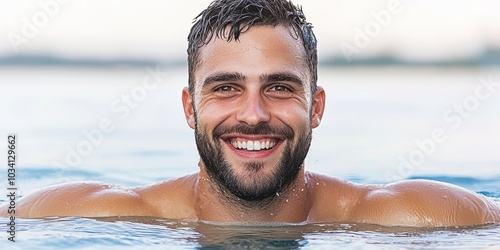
[212,123,294,140]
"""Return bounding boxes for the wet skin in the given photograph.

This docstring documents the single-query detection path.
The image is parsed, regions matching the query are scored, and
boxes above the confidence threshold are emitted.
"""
[2,25,499,227]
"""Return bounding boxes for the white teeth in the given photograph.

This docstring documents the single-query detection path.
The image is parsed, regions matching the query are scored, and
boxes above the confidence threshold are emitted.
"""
[231,139,277,151]
[247,141,254,150]
[254,141,261,150]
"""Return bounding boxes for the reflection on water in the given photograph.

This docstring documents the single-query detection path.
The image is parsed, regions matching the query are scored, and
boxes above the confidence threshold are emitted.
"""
[5,216,499,249]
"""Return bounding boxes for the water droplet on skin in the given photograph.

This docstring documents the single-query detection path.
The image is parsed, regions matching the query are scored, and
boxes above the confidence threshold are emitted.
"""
[285,199,289,203]
[316,183,319,186]
[292,189,296,192]
[270,213,274,216]
[276,192,280,196]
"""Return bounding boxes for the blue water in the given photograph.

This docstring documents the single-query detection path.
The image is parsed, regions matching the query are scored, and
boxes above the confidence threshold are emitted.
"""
[1,66,499,249]
[4,216,500,250]
[1,168,499,249]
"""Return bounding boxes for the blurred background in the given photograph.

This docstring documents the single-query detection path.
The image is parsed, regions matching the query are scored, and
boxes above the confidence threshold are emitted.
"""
[1,0,499,193]
[2,0,500,64]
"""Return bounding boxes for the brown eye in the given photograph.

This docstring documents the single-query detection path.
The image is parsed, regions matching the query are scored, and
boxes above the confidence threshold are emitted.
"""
[214,85,236,93]
[213,85,240,98]
[267,84,293,98]
[270,85,291,92]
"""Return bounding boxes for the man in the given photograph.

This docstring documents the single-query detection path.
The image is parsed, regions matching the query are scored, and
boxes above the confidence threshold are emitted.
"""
[2,0,499,226]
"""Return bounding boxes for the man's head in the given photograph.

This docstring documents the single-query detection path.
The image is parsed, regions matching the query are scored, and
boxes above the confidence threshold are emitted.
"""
[183,0,324,204]
[187,0,317,96]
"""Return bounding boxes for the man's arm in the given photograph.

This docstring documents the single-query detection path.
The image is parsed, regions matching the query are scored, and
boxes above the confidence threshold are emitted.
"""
[0,182,153,218]
[350,179,500,227]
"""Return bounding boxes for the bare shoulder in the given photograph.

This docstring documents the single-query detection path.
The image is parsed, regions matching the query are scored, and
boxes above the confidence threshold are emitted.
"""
[133,173,198,219]
[0,181,153,218]
[0,174,198,219]
[350,179,500,227]
[306,172,376,222]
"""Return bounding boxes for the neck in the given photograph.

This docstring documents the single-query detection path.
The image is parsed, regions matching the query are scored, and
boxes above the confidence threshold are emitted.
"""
[195,163,310,223]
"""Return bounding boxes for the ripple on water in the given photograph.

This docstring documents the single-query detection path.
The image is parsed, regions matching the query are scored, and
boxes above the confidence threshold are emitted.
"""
[2,216,499,250]
[1,176,499,249]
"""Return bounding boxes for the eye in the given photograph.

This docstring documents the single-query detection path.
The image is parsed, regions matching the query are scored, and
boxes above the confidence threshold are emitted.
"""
[212,85,239,97]
[214,85,235,92]
[267,84,294,98]
[270,85,291,92]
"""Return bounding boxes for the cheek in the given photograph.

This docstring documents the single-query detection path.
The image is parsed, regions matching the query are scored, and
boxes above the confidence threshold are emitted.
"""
[273,104,311,129]
[195,100,234,128]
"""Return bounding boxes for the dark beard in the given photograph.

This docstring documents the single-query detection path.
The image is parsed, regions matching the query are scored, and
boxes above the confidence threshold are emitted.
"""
[195,122,312,204]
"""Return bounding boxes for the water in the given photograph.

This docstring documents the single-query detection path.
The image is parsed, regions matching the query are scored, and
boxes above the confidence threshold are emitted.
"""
[1,66,499,249]
[4,213,500,249]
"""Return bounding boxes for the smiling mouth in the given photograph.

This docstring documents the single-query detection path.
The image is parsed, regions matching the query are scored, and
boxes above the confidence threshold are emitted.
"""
[229,139,279,151]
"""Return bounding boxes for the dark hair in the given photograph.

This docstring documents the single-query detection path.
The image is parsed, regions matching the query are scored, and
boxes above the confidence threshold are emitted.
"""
[187,0,317,94]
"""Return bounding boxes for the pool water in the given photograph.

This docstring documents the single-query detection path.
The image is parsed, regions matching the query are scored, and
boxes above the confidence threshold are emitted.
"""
[1,66,499,249]
[2,173,500,249]
[4,216,499,250]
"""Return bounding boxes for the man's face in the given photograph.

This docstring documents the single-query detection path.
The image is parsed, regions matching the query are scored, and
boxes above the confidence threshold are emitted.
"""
[183,25,324,201]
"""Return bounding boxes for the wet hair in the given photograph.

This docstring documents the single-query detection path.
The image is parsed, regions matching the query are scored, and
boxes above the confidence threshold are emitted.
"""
[187,0,317,95]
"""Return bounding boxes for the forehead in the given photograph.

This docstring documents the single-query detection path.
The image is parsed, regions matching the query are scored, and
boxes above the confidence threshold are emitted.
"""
[194,25,309,88]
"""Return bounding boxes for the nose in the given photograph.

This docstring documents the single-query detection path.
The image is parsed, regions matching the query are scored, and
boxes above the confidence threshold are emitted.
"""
[235,90,271,126]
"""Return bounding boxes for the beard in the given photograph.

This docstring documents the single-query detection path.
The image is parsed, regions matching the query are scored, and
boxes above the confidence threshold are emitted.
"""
[195,121,312,203]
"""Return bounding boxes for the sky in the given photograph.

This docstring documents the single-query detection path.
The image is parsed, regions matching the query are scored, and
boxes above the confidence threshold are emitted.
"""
[1,0,500,63]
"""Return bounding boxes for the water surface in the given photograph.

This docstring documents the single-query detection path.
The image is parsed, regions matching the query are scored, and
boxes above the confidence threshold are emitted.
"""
[5,214,500,249]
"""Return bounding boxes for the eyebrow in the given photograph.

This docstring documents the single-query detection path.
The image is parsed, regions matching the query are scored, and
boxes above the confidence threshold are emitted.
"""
[261,73,304,87]
[203,72,246,86]
[202,72,304,87]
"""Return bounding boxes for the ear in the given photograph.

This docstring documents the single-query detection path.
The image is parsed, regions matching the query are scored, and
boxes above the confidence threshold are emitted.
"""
[182,87,196,129]
[311,86,326,128]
